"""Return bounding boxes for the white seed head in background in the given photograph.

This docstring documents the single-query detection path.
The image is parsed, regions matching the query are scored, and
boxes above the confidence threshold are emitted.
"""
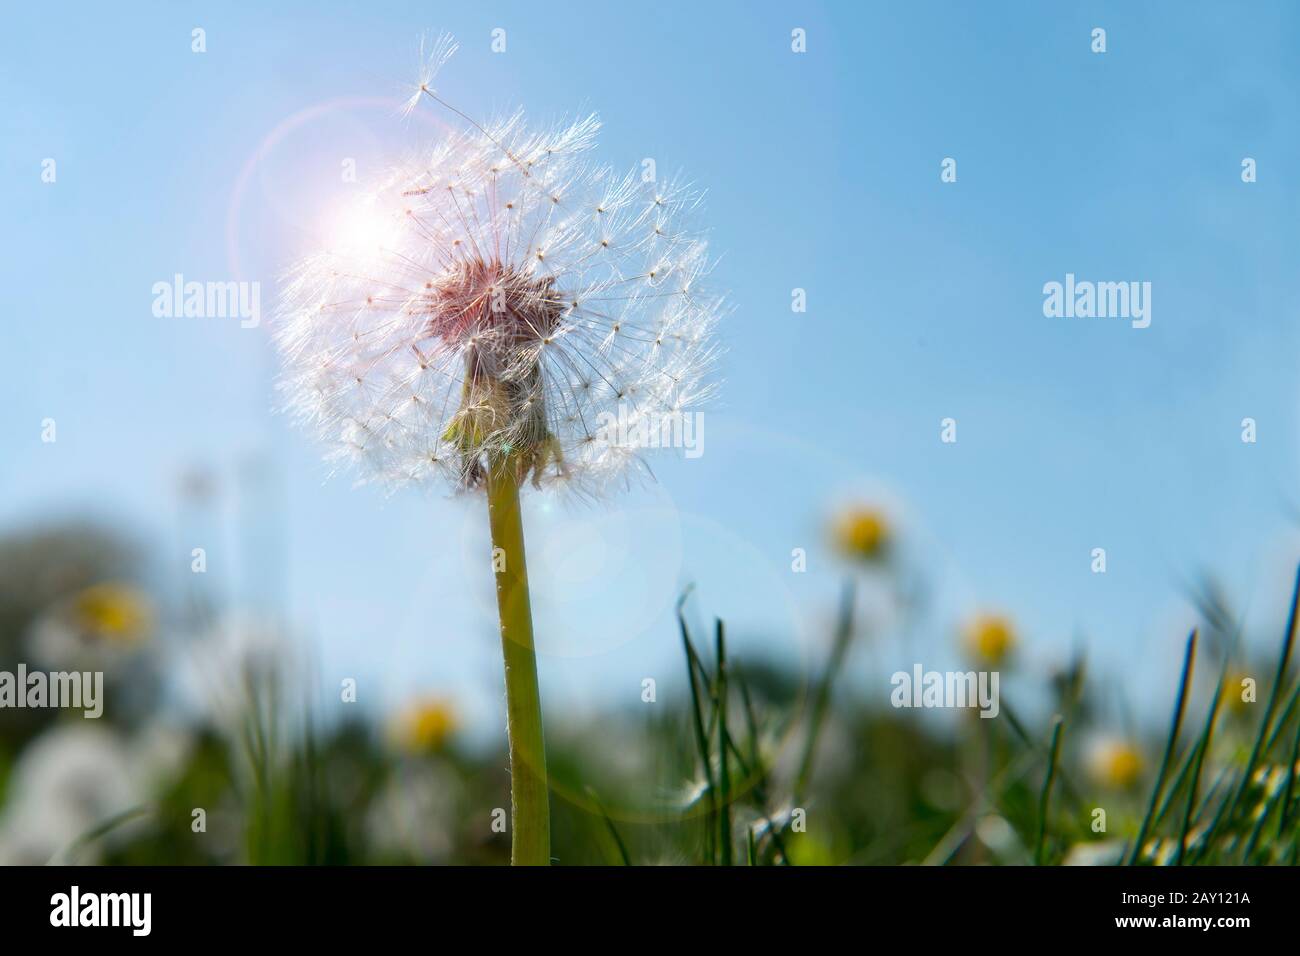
[275,34,724,496]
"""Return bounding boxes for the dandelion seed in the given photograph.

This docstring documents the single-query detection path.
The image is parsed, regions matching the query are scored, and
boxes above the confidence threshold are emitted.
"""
[401,32,459,118]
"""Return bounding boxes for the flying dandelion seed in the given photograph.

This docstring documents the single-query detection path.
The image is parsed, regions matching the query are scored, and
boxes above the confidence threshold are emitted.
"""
[273,34,725,866]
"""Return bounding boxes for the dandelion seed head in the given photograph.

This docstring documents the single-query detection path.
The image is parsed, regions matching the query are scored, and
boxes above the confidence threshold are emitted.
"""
[277,40,722,496]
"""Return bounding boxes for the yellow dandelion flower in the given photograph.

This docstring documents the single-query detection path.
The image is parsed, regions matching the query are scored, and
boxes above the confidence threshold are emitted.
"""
[962,612,1016,666]
[70,583,152,646]
[1086,737,1143,790]
[393,697,459,753]
[1219,673,1255,716]
[831,506,891,562]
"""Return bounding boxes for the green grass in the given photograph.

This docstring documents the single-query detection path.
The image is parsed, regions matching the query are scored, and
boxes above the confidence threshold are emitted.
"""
[25,566,1300,867]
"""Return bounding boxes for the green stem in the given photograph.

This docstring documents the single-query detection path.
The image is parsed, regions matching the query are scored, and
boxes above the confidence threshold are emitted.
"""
[794,578,855,803]
[1035,715,1064,866]
[486,457,550,866]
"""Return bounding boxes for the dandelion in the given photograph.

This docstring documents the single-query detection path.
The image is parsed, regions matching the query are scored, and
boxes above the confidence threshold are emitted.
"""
[830,505,891,563]
[961,611,1016,666]
[392,696,459,753]
[1085,736,1143,790]
[274,35,723,864]
[27,582,152,673]
[276,39,720,496]
[0,725,141,864]
[1219,671,1254,717]
[70,584,151,643]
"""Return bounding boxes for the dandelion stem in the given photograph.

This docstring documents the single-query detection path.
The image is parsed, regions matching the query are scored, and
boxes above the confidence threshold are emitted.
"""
[486,456,550,866]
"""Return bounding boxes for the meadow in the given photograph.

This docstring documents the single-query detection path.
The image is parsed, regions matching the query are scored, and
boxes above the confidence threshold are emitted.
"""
[1,511,1294,867]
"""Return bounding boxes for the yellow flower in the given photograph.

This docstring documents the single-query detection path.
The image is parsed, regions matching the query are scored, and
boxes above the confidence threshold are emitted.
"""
[1087,738,1143,790]
[831,506,891,562]
[393,697,459,753]
[962,612,1016,666]
[70,583,152,645]
[1219,673,1255,716]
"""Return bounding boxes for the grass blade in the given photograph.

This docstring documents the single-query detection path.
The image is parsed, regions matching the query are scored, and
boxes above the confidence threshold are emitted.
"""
[1227,563,1300,822]
[49,804,151,865]
[1035,715,1064,865]
[1176,671,1226,865]
[677,588,717,863]
[715,618,734,866]
[794,577,856,801]
[586,787,633,866]
[1128,629,1197,865]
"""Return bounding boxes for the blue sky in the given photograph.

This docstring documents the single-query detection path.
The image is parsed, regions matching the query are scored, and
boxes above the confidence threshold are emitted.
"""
[5,1,1300,738]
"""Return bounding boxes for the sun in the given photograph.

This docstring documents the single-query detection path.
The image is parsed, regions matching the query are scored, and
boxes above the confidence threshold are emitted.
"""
[323,194,402,261]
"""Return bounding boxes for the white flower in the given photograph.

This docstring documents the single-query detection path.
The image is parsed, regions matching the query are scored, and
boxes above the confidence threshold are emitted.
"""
[275,36,723,495]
